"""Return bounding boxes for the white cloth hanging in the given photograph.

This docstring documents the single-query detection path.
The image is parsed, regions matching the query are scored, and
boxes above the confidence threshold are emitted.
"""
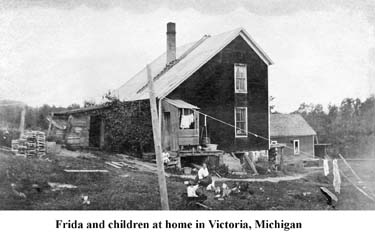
[333,159,341,194]
[323,159,329,176]
[180,113,194,129]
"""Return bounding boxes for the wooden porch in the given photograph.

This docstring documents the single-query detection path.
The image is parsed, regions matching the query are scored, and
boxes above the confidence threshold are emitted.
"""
[161,99,200,151]
[177,149,224,168]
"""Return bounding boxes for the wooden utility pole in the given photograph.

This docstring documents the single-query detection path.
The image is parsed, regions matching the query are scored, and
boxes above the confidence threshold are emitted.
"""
[47,112,54,137]
[19,106,26,137]
[147,64,169,210]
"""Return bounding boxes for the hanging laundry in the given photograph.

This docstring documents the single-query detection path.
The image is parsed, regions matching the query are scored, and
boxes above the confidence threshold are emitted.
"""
[180,113,194,129]
[332,159,341,194]
[323,159,329,176]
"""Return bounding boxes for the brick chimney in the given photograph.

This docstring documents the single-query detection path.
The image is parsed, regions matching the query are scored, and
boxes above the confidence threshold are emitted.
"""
[166,22,176,64]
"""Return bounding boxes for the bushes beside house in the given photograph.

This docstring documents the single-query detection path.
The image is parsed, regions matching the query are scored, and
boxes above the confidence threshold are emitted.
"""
[95,96,154,156]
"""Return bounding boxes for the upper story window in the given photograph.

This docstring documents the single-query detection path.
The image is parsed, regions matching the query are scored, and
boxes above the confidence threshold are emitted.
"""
[234,64,247,93]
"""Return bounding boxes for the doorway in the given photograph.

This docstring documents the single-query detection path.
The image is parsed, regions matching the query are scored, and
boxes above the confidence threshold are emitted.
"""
[293,140,300,155]
[89,116,101,148]
[162,112,171,150]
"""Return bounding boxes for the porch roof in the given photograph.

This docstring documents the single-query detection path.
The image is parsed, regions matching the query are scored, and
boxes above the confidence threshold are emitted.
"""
[164,99,199,109]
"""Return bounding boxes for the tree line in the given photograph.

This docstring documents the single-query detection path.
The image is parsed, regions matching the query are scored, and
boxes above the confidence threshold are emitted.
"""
[0,100,82,130]
[288,95,375,158]
[0,100,82,147]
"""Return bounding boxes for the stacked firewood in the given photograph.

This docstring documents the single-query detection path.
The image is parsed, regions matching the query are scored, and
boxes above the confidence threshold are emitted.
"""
[11,131,46,158]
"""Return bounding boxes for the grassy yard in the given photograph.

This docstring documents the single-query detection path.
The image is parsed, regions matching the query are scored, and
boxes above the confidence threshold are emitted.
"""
[0,149,374,210]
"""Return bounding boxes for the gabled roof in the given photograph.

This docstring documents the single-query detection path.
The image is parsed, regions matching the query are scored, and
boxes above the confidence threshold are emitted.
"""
[114,27,273,101]
[270,114,317,137]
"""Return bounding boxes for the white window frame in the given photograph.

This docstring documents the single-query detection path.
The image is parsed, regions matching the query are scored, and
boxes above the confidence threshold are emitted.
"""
[234,63,247,93]
[293,139,300,155]
[234,107,248,138]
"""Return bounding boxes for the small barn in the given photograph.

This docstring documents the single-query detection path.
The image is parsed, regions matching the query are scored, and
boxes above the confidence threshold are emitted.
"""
[49,105,108,150]
[50,22,274,158]
[270,114,317,158]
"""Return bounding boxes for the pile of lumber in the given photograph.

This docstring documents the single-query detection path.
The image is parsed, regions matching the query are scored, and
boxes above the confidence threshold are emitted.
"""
[35,131,46,156]
[11,131,46,158]
[105,161,136,169]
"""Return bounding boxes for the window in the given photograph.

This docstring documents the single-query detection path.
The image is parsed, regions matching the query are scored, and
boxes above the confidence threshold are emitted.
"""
[234,64,247,93]
[235,107,247,137]
[293,140,300,155]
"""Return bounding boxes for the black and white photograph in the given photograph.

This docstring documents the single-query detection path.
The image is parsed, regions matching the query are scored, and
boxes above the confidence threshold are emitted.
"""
[0,0,374,215]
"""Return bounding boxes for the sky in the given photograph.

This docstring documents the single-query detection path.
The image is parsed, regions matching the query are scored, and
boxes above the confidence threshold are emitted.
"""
[0,0,374,112]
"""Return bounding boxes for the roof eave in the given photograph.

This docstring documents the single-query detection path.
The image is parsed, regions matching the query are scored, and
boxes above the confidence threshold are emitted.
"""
[270,133,316,138]
[53,104,110,116]
[239,28,274,66]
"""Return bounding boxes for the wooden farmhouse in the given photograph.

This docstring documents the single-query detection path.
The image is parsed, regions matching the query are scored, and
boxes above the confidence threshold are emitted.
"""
[270,114,317,158]
[50,23,274,160]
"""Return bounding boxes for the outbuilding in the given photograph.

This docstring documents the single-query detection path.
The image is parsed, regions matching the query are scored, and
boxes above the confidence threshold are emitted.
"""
[270,114,317,158]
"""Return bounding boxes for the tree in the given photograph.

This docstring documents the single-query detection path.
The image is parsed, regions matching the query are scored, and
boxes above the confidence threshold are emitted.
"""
[293,95,375,158]
[67,103,80,110]
[83,100,96,108]
[269,96,278,114]
[293,103,329,142]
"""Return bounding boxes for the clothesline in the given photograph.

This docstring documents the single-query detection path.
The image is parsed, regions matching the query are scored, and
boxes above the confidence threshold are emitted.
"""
[338,153,375,199]
[193,109,375,201]
[340,170,375,202]
[195,109,322,160]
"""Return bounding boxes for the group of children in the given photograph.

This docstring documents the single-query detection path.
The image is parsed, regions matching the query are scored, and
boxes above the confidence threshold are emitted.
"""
[185,163,250,204]
[186,163,212,200]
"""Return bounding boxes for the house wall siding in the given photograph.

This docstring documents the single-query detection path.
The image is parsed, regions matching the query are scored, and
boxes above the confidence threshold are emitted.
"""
[65,114,90,148]
[168,36,269,152]
[271,135,315,158]
[161,101,179,151]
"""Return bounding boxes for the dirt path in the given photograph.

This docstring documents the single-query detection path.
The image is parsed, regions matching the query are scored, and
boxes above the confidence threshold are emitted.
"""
[212,174,307,183]
[114,153,324,183]
[168,172,312,183]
